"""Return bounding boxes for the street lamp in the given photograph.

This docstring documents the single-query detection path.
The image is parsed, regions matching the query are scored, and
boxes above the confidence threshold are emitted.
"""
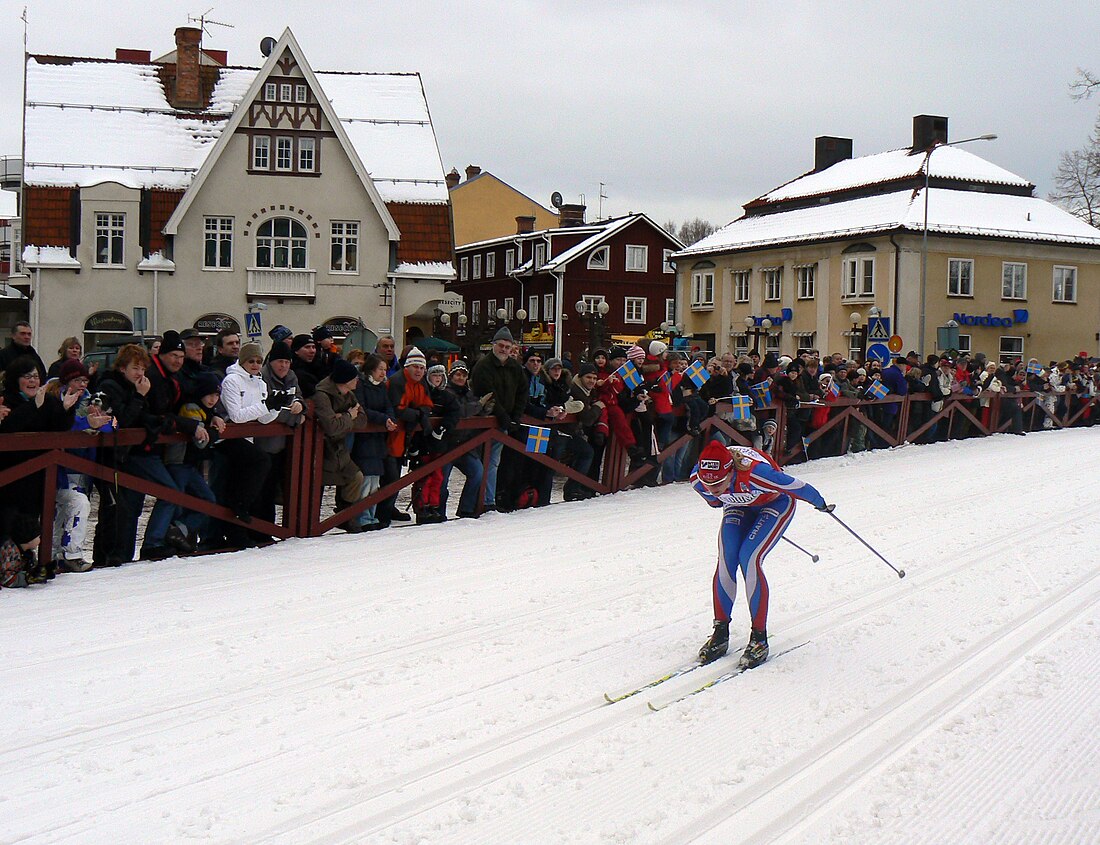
[918,133,997,356]
[743,316,772,354]
[575,299,610,360]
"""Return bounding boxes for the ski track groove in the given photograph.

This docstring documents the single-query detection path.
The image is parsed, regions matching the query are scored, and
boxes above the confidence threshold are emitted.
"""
[666,565,1100,845]
[231,507,1093,845]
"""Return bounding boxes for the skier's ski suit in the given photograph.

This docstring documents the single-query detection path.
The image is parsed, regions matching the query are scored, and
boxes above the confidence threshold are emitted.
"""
[690,446,825,630]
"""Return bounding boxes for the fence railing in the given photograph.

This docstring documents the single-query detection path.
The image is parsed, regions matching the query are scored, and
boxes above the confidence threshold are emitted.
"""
[3,389,1095,563]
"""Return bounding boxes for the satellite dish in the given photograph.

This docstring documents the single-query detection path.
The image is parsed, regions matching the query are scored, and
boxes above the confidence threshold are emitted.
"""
[260,37,277,58]
[550,191,563,209]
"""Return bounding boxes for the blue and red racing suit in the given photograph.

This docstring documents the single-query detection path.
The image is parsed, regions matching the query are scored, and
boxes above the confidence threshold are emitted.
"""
[690,446,825,630]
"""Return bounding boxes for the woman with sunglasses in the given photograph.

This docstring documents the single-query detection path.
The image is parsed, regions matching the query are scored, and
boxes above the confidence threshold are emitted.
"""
[691,439,832,670]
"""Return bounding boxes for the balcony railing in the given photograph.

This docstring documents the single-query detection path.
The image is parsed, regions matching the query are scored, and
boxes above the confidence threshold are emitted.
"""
[247,267,316,298]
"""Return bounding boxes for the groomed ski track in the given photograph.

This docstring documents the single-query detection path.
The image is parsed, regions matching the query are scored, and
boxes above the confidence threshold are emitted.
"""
[3,430,1098,844]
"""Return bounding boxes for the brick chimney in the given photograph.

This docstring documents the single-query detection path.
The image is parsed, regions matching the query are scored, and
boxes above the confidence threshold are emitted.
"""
[445,168,461,190]
[912,115,949,152]
[558,204,586,228]
[813,136,853,172]
[516,215,536,234]
[465,164,482,181]
[172,26,203,109]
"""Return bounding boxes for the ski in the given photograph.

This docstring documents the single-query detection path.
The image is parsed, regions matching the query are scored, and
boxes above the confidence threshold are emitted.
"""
[647,641,810,711]
[603,660,707,704]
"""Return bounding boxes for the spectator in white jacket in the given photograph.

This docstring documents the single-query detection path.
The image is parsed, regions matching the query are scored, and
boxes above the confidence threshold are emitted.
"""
[214,342,274,535]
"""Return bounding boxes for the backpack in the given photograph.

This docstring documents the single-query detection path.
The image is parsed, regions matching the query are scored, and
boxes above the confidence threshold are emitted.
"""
[0,539,30,589]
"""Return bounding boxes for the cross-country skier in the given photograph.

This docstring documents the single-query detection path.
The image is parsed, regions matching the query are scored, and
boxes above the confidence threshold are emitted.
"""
[691,439,832,669]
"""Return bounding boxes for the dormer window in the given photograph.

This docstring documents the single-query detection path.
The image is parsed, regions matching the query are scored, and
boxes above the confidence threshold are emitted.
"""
[264,83,277,101]
[295,84,308,103]
[280,83,292,102]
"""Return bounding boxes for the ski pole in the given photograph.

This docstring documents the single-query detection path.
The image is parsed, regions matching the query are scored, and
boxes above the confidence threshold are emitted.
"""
[826,510,906,579]
[782,536,819,563]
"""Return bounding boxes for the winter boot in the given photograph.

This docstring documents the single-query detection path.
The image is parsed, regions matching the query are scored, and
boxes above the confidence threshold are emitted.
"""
[738,629,769,670]
[698,620,730,665]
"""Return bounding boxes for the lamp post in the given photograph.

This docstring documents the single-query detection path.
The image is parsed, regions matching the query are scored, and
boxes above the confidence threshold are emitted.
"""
[849,305,882,363]
[919,133,997,357]
[439,311,468,355]
[744,315,772,355]
[575,298,610,360]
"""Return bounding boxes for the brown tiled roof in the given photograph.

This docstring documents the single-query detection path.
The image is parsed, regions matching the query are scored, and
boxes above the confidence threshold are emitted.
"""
[23,187,73,247]
[149,189,184,253]
[387,202,454,264]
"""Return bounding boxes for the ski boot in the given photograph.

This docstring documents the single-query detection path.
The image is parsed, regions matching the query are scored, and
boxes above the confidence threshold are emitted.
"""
[698,620,730,665]
[737,629,769,670]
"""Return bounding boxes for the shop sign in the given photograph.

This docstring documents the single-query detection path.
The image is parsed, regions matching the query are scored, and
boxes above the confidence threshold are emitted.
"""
[953,310,1029,328]
[746,308,794,327]
[84,311,133,333]
[323,316,361,337]
[194,314,241,335]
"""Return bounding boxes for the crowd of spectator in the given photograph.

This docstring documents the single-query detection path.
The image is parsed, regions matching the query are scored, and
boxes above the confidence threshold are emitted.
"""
[1,313,1097,590]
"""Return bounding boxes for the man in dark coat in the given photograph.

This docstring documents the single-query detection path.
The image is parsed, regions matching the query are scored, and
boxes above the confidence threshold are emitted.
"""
[210,328,241,375]
[0,322,47,380]
[470,327,528,511]
[290,334,321,397]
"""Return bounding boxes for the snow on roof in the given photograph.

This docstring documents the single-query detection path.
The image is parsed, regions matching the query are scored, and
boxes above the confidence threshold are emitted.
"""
[22,244,81,268]
[676,188,1100,257]
[759,146,1032,204]
[542,216,640,271]
[23,58,447,202]
[137,252,176,271]
[393,261,455,279]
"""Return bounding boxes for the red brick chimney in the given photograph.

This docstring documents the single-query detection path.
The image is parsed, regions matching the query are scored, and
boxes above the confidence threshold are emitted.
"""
[465,165,482,181]
[558,204,586,228]
[173,26,203,109]
[516,215,536,234]
[445,168,461,190]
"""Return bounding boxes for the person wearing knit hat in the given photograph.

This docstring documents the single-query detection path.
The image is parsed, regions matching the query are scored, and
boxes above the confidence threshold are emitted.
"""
[543,357,563,372]
[608,346,628,363]
[626,345,646,364]
[238,342,263,365]
[311,325,333,343]
[267,341,293,362]
[291,334,314,353]
[404,346,427,370]
[58,358,90,385]
[691,440,832,670]
[268,325,293,344]
[159,330,185,357]
[492,325,514,344]
[649,340,668,358]
[449,359,469,375]
[426,363,447,383]
[331,357,360,386]
[577,361,597,377]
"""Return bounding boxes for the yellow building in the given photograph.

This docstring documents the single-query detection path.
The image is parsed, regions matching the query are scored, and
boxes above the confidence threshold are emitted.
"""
[448,166,559,246]
[673,117,1100,364]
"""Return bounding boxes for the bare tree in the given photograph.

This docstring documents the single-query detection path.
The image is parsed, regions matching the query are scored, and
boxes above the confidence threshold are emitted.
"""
[1052,72,1100,229]
[662,219,678,235]
[1069,68,1100,101]
[677,217,716,246]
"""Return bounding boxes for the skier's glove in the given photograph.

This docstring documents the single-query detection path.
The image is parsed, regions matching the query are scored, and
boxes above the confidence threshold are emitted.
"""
[816,503,835,513]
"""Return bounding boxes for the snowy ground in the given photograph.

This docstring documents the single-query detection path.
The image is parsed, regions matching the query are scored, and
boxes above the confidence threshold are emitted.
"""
[4,430,1099,845]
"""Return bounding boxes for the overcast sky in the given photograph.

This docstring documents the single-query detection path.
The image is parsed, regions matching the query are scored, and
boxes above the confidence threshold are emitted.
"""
[4,0,1100,231]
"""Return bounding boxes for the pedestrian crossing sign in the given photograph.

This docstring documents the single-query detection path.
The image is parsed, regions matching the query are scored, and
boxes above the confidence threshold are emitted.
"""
[245,311,262,339]
[867,317,890,342]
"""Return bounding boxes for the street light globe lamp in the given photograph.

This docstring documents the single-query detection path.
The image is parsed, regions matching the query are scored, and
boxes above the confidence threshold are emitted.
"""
[457,313,468,326]
[516,308,527,321]
[440,313,451,326]
[761,318,773,330]
[850,311,862,327]
[596,300,610,317]
[743,316,755,329]
[496,308,507,321]
[575,299,587,315]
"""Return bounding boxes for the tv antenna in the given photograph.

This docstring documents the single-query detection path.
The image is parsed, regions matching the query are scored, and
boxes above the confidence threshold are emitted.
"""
[598,182,609,220]
[188,8,235,40]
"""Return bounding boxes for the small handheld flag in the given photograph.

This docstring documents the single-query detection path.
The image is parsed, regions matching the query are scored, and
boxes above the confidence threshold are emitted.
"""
[614,361,643,390]
[802,436,811,455]
[659,370,672,391]
[1026,360,1043,376]
[826,380,840,399]
[728,394,753,421]
[750,381,772,408]
[685,359,710,389]
[867,380,889,400]
[525,425,551,454]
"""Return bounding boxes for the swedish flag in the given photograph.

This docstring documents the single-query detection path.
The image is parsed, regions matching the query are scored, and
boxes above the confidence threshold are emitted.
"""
[685,359,710,389]
[867,380,889,400]
[749,381,772,408]
[728,394,753,420]
[1026,360,1043,376]
[615,361,643,389]
[526,425,551,454]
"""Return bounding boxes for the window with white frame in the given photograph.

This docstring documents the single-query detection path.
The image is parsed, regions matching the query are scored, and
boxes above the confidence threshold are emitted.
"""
[529,295,539,321]
[587,245,609,270]
[544,293,555,321]
[1053,266,1077,302]
[763,267,782,301]
[948,258,974,296]
[691,271,714,308]
[95,212,125,266]
[485,252,496,278]
[503,297,514,319]
[280,83,292,102]
[487,298,497,318]
[472,255,482,279]
[732,333,748,354]
[264,82,277,101]
[471,300,481,324]
[275,137,293,170]
[663,248,674,274]
[203,216,233,269]
[459,256,468,281]
[581,295,606,314]
[626,244,649,272]
[330,221,359,273]
[796,264,816,299]
[733,269,750,303]
[842,256,874,298]
[625,297,646,323]
[665,298,675,324]
[505,249,515,273]
[534,243,547,269]
[298,137,316,172]
[765,333,781,353]
[1002,262,1027,299]
[252,135,271,170]
[295,84,307,103]
[795,333,817,356]
[957,334,972,355]
[999,336,1024,363]
[256,217,307,269]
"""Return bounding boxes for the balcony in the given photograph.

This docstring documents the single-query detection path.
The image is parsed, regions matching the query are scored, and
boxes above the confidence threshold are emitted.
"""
[247,268,316,299]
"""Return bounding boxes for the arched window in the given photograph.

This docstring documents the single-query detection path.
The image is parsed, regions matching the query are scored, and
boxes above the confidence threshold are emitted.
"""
[256,217,307,269]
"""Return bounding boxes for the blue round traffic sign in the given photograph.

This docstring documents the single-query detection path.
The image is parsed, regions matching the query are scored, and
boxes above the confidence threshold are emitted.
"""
[866,343,892,364]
